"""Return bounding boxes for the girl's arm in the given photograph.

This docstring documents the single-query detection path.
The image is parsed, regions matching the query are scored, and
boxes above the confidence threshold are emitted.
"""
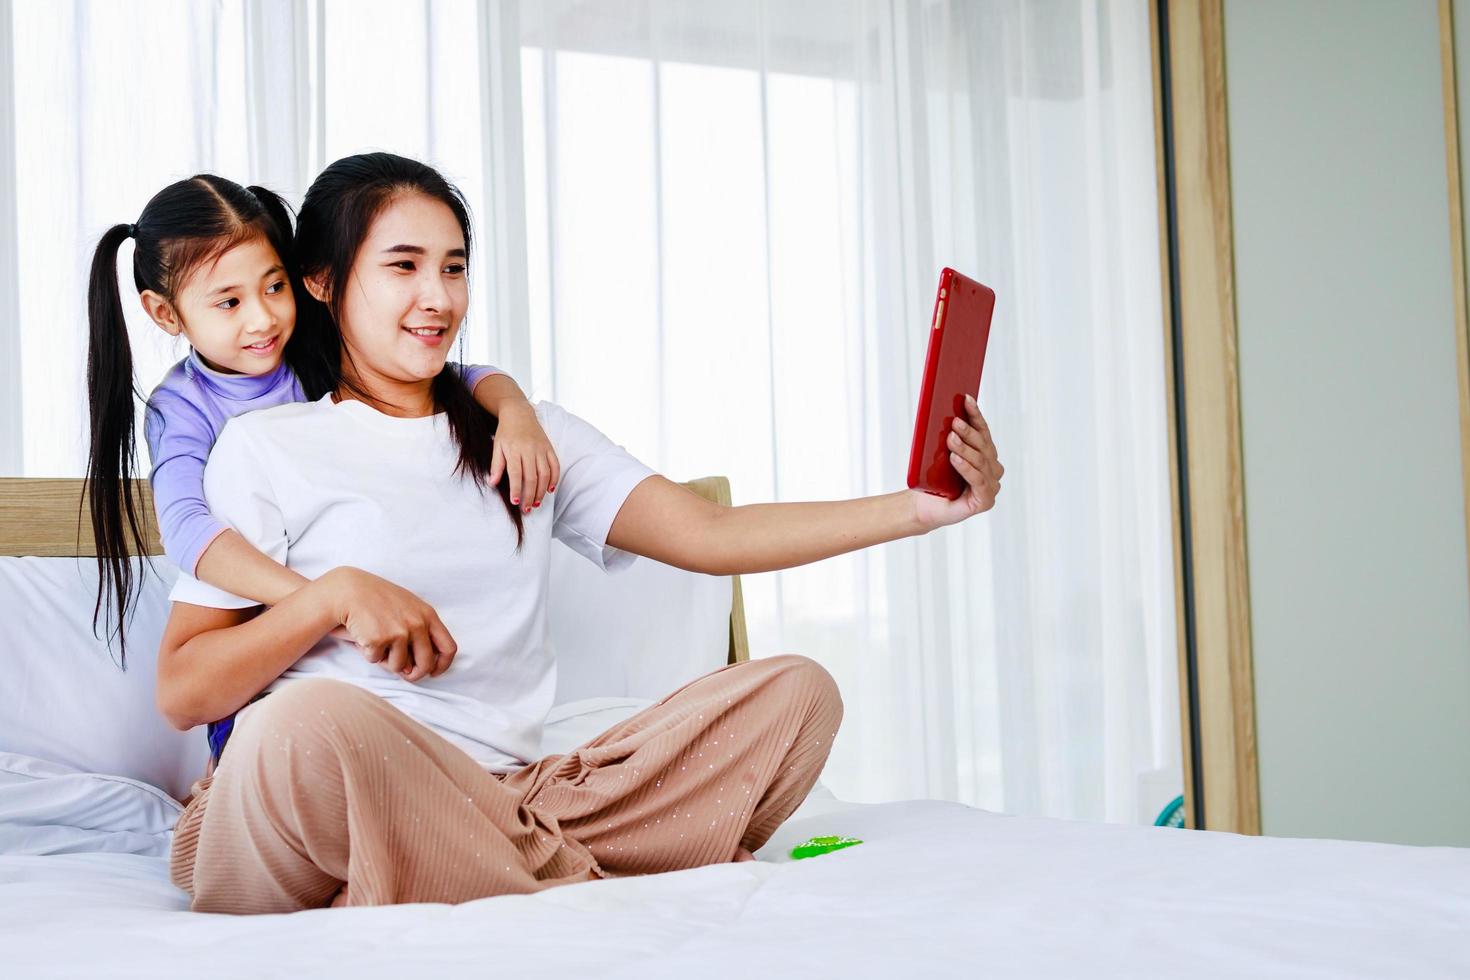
[195,363,545,602]
[460,366,562,513]
[158,567,458,730]
[458,363,505,404]
[193,530,309,607]
[157,420,462,729]
[146,393,305,605]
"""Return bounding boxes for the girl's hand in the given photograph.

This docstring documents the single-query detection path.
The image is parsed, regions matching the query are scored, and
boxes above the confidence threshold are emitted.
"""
[489,402,561,515]
[910,393,1005,532]
[320,567,458,683]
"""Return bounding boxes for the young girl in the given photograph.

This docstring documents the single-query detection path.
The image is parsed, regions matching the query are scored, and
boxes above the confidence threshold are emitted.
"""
[84,174,559,760]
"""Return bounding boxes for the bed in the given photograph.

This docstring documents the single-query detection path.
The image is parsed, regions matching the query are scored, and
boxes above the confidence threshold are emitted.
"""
[3,477,1468,978]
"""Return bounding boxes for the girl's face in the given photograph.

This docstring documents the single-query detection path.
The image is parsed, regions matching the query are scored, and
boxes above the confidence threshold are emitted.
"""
[331,192,469,391]
[140,235,295,375]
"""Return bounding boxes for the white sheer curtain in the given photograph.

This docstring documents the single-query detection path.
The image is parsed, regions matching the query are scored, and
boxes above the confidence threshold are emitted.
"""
[0,0,1180,823]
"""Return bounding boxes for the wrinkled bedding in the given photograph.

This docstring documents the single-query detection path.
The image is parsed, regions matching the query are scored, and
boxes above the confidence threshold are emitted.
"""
[3,791,1468,979]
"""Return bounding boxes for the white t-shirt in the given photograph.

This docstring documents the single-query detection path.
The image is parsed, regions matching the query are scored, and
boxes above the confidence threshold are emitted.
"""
[168,393,658,773]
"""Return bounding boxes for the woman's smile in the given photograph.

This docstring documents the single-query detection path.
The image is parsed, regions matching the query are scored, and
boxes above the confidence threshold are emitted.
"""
[326,191,470,397]
[402,325,447,346]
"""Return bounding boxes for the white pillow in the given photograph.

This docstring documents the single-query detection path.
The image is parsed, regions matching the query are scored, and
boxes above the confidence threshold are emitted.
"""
[1,540,735,805]
[0,752,182,857]
[0,557,208,804]
[546,541,733,703]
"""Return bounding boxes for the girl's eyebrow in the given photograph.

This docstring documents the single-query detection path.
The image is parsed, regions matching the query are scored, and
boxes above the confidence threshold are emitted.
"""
[206,265,285,297]
[381,243,468,258]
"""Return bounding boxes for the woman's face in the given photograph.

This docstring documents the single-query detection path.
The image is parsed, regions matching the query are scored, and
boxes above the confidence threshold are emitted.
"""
[334,191,469,389]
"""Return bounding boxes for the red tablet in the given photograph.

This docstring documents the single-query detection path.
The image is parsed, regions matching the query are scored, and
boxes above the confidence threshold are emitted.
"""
[907,268,996,499]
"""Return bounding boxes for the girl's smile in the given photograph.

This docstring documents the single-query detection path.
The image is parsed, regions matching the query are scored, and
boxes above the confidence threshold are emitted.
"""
[142,234,296,376]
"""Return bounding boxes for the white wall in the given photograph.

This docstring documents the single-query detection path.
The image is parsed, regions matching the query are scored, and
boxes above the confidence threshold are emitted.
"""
[1224,0,1470,847]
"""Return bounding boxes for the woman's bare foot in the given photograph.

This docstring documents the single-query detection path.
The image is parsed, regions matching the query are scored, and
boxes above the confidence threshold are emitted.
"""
[732,845,756,863]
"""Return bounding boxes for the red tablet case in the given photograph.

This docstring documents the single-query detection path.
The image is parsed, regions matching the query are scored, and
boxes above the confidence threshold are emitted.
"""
[906,268,996,499]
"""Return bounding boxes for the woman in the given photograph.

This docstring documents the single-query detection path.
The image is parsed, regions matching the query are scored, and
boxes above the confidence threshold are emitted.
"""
[157,153,1005,914]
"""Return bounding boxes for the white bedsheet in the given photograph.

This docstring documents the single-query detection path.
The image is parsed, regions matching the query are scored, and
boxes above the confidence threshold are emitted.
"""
[2,796,1468,979]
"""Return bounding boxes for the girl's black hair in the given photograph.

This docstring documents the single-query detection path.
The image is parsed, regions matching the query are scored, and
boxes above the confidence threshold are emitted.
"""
[292,151,523,547]
[85,175,317,667]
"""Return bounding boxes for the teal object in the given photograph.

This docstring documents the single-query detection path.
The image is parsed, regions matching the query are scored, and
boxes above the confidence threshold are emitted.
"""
[1154,795,1187,828]
[790,835,864,859]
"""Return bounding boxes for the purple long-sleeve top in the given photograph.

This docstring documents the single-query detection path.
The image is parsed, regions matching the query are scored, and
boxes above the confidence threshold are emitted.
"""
[144,349,500,575]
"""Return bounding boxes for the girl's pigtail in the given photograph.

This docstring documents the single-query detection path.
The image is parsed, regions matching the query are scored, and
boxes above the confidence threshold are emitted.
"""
[84,222,149,668]
[246,184,294,241]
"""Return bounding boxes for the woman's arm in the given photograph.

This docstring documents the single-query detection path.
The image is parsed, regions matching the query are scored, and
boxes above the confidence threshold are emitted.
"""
[606,478,923,576]
[606,396,1003,576]
[156,576,340,731]
[157,567,461,730]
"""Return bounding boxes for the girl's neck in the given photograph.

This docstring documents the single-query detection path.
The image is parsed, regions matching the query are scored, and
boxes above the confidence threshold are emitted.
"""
[195,352,237,375]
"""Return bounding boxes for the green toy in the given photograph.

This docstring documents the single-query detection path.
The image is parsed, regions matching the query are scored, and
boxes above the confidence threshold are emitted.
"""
[790,835,864,860]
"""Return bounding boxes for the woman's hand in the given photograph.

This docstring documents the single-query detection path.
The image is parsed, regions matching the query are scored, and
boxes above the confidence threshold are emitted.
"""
[910,393,1005,532]
[490,402,561,515]
[319,567,458,683]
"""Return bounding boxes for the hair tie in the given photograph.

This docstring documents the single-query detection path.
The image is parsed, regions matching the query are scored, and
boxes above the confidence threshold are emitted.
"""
[127,223,138,239]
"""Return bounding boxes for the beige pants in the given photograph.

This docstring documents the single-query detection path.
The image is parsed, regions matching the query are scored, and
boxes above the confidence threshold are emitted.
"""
[169,654,843,913]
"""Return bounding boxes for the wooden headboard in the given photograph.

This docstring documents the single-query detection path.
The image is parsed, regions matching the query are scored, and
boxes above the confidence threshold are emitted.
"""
[0,476,749,664]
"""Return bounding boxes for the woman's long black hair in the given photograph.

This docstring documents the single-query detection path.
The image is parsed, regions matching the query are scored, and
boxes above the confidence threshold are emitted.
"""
[84,175,325,667]
[291,152,524,548]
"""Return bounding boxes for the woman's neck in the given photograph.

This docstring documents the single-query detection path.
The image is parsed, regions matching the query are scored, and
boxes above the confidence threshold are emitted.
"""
[335,361,436,418]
